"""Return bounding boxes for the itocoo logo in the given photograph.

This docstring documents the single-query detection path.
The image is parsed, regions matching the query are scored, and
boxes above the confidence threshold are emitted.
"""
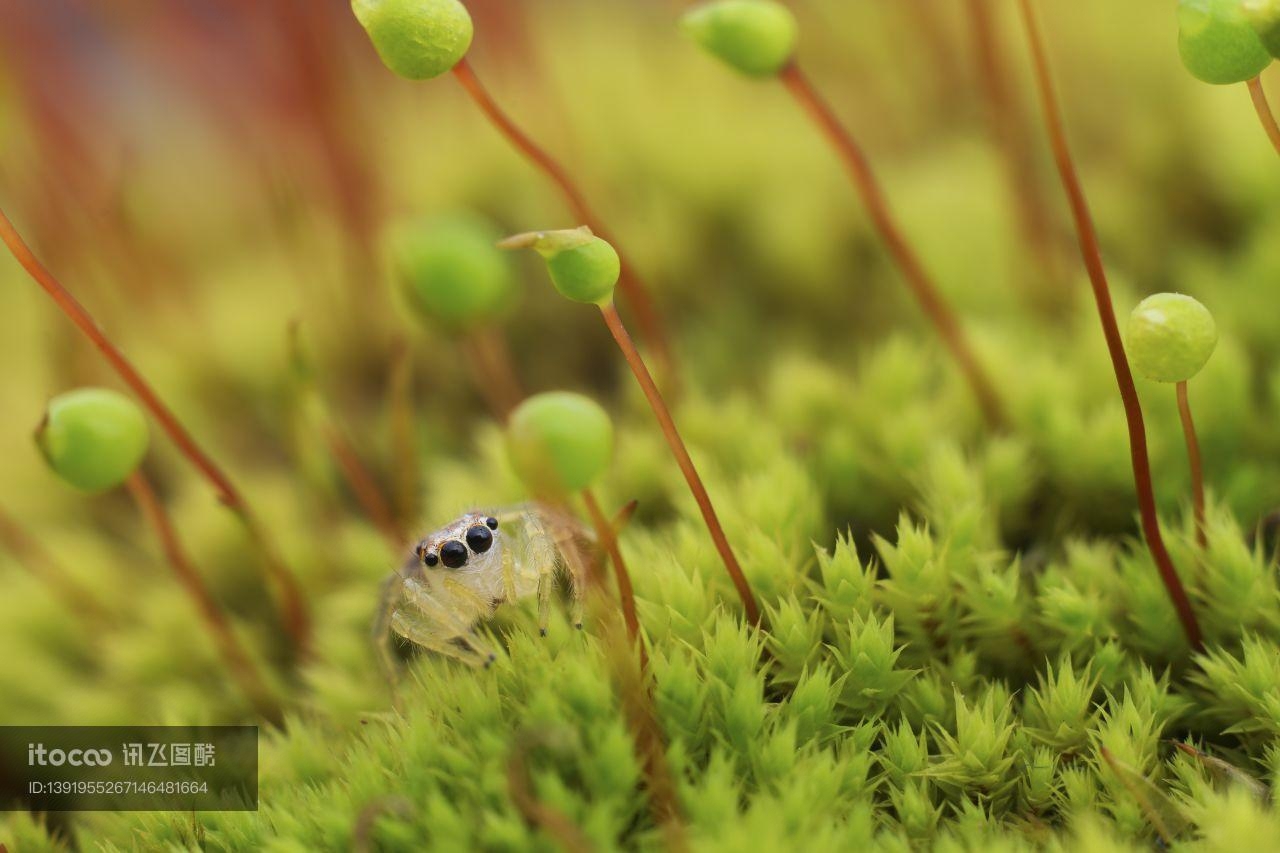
[27,743,113,767]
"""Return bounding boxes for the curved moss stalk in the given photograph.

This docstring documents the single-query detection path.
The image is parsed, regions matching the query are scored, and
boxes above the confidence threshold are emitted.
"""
[459,327,525,421]
[323,425,406,548]
[962,0,1065,308]
[581,488,645,670]
[0,502,107,623]
[505,731,597,853]
[598,302,761,627]
[0,207,313,658]
[387,338,422,528]
[450,59,675,383]
[289,324,406,548]
[1176,382,1208,550]
[1247,76,1280,156]
[1016,0,1203,650]
[776,64,1007,430]
[125,471,282,724]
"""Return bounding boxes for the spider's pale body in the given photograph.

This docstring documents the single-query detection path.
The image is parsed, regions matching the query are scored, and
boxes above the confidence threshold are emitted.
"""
[374,506,588,670]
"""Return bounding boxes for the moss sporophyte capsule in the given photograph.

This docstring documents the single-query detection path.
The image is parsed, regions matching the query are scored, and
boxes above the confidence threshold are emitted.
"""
[35,388,150,492]
[387,214,516,331]
[1178,0,1272,84]
[1245,0,1280,57]
[506,392,614,497]
[681,0,799,77]
[1126,293,1218,384]
[351,0,474,80]
[498,227,620,306]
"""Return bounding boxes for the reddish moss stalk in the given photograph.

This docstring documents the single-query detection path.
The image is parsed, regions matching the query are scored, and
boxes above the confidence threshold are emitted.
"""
[460,328,525,421]
[776,63,1007,430]
[322,425,407,549]
[1016,0,1202,650]
[1176,382,1208,551]
[963,0,1063,303]
[387,338,422,528]
[451,58,675,382]
[582,488,646,671]
[598,301,761,626]
[1099,746,1176,845]
[0,502,106,622]
[604,615,686,848]
[506,732,596,853]
[1247,76,1280,158]
[0,207,312,657]
[125,472,282,723]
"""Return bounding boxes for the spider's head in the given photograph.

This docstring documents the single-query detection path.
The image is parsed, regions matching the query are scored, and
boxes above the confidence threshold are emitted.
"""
[414,512,500,571]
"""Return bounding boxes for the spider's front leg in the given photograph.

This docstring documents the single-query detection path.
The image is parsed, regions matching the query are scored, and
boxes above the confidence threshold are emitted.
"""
[391,608,495,667]
[526,509,588,633]
[373,572,408,685]
[399,576,498,667]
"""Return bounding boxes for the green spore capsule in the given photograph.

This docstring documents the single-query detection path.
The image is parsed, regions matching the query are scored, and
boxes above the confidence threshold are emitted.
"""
[506,392,614,496]
[35,388,149,492]
[388,214,516,331]
[499,227,620,305]
[680,0,798,78]
[1178,0,1271,84]
[351,0,473,80]
[1126,293,1218,383]
[1244,0,1280,57]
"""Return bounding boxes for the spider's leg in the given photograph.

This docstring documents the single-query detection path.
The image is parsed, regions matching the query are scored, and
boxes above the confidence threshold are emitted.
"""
[439,578,501,660]
[402,577,498,665]
[391,609,491,667]
[373,573,407,685]
[558,532,590,630]
[519,512,571,634]
[500,545,519,612]
[536,556,553,637]
[492,503,535,526]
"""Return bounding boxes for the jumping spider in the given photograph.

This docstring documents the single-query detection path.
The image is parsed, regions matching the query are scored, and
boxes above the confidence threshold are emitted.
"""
[374,505,592,672]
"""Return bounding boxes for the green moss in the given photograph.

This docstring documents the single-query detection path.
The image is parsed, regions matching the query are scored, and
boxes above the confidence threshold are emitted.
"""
[6,2,1280,850]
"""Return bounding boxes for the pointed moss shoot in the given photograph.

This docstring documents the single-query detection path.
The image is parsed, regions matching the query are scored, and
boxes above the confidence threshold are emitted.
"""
[1178,0,1280,155]
[35,388,149,493]
[386,214,524,416]
[501,228,762,626]
[1127,293,1219,549]
[681,0,1007,428]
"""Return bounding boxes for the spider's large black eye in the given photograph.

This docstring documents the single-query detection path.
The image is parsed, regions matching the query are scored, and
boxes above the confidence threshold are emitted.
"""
[440,540,468,569]
[485,516,499,530]
[466,525,493,554]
